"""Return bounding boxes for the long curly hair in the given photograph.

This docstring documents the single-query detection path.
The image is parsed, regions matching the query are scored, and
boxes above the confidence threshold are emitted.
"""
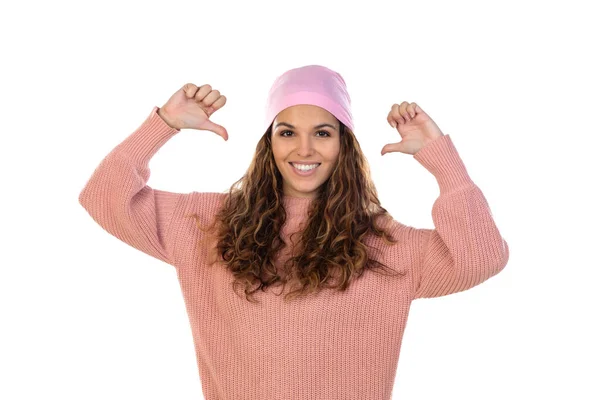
[187,120,404,303]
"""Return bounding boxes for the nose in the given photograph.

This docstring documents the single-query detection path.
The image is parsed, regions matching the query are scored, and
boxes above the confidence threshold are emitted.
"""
[296,135,314,157]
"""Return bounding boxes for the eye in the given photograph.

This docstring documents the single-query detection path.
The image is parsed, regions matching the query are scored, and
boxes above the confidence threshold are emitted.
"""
[279,130,331,137]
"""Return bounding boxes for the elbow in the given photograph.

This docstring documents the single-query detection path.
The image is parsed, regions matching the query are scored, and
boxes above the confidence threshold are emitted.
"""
[78,188,86,207]
[480,238,510,277]
[78,183,92,210]
[494,239,510,274]
[462,239,510,286]
[78,182,102,218]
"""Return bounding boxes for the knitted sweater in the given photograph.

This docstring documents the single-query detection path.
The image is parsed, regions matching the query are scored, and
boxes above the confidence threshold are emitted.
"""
[78,106,509,400]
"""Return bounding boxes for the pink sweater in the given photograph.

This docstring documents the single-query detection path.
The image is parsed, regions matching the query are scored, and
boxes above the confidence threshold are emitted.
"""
[79,106,509,400]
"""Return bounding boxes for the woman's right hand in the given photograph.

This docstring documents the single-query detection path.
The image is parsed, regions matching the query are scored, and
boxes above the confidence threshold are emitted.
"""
[158,83,228,140]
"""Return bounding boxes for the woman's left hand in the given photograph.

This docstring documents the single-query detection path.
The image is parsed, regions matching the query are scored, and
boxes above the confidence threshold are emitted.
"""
[381,102,444,156]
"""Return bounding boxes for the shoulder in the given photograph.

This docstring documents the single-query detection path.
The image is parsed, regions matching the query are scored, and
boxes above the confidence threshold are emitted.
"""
[368,214,424,259]
[372,213,410,240]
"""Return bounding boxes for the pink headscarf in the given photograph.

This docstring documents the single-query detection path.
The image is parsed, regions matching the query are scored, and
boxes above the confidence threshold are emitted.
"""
[263,65,354,134]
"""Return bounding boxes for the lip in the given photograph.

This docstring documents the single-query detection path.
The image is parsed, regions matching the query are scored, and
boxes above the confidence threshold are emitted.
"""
[289,162,320,176]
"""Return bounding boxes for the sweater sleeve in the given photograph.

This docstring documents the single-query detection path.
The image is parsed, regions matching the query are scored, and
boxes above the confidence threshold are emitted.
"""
[78,106,186,267]
[407,134,510,299]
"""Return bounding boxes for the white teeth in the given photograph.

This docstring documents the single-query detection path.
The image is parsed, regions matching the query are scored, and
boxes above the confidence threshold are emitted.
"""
[292,163,320,171]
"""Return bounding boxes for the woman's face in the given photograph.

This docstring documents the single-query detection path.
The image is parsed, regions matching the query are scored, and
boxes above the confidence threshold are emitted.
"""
[271,105,341,199]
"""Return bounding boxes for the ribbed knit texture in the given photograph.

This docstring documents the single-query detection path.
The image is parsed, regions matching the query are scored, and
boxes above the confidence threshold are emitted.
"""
[78,106,509,400]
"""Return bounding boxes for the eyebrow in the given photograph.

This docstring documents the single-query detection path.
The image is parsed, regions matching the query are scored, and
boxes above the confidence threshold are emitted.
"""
[274,122,337,130]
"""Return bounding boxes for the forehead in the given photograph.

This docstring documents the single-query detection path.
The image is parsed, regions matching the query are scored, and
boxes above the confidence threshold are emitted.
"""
[274,104,337,126]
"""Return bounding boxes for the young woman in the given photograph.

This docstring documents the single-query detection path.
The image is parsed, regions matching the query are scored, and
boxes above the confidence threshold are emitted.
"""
[79,64,509,399]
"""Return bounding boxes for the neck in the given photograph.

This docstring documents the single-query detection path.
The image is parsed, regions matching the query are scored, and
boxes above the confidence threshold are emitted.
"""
[282,194,314,218]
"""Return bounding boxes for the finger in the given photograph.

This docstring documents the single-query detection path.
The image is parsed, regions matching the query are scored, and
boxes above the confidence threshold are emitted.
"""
[399,101,411,122]
[183,83,199,99]
[409,102,417,118]
[202,119,229,141]
[210,95,227,112]
[201,90,221,107]
[391,104,405,124]
[195,84,213,102]
[387,111,397,128]
[394,103,403,123]
[205,95,226,116]
[380,141,405,155]
[414,103,426,117]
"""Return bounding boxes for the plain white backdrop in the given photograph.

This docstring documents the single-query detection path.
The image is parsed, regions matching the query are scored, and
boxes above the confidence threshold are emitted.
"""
[1,0,598,398]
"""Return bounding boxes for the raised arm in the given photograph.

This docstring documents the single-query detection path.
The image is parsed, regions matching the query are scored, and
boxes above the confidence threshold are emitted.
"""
[78,107,186,266]
[78,83,229,267]
[407,134,509,299]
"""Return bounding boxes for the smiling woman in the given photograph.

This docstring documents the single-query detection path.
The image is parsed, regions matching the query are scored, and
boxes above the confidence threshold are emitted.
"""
[79,63,509,400]
[188,65,409,305]
[200,81,402,303]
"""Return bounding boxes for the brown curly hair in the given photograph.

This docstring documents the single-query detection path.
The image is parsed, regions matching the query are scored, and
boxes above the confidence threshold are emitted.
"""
[186,120,404,303]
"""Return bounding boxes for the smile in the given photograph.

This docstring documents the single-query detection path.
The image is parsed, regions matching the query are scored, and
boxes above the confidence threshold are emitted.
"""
[289,162,321,176]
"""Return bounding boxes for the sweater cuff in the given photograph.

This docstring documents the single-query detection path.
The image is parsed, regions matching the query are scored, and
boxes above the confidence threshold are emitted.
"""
[412,134,474,194]
[114,106,181,166]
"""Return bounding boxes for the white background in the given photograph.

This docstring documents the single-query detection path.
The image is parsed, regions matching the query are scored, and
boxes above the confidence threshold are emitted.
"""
[1,0,598,399]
